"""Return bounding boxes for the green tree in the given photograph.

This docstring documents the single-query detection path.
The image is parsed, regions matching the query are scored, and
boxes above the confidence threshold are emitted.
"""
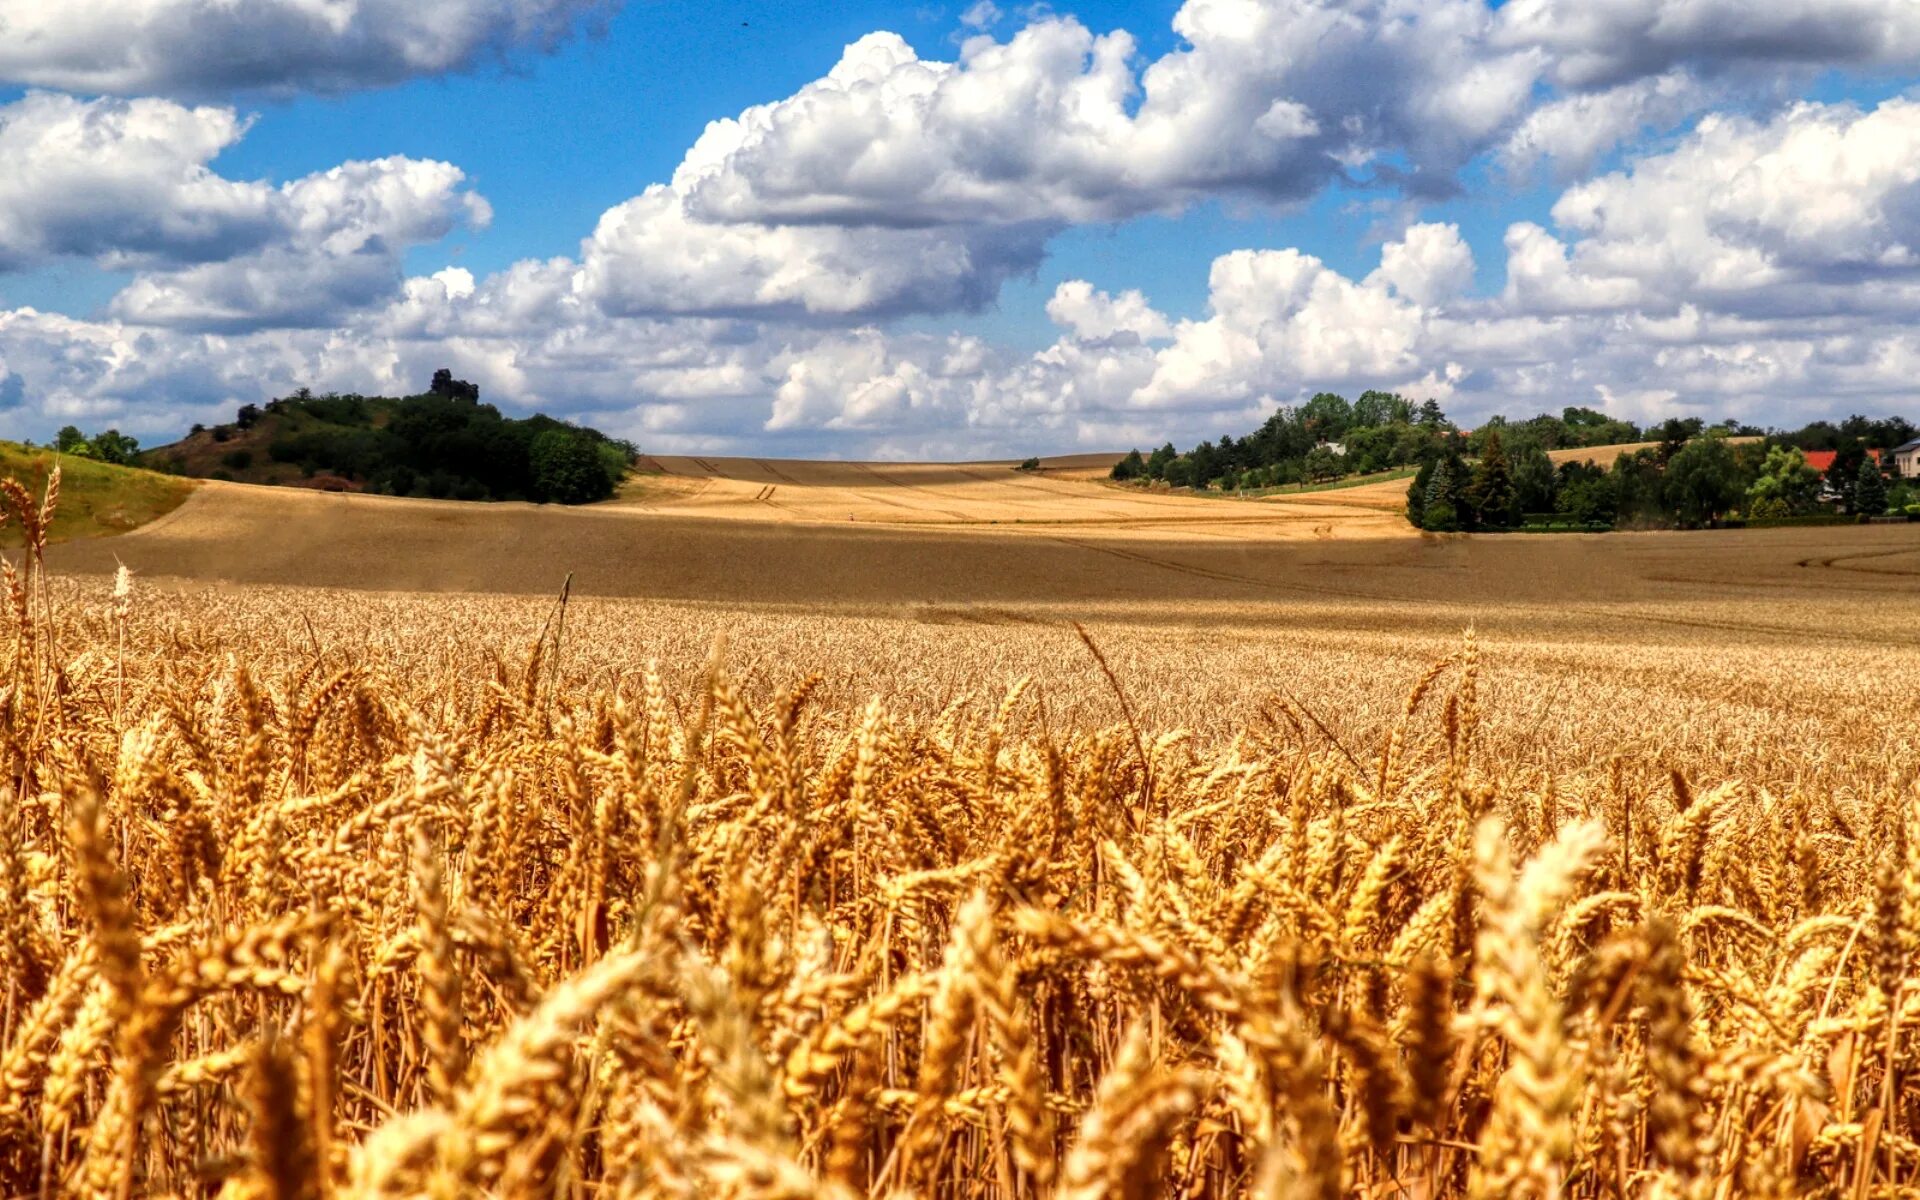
[1405,460,1430,527]
[89,429,139,465]
[1655,417,1704,463]
[1145,443,1176,480]
[529,429,615,504]
[1663,435,1743,526]
[1110,449,1146,481]
[1422,459,1458,531]
[1555,465,1617,526]
[1300,392,1353,439]
[1855,456,1889,516]
[1467,429,1516,527]
[1745,446,1820,515]
[1511,441,1556,515]
[54,425,90,454]
[1303,445,1344,482]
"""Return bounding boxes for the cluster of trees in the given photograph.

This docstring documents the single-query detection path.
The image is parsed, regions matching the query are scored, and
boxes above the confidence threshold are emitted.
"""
[1110,393,1659,492]
[204,374,636,504]
[1104,387,1915,531]
[1408,416,1915,532]
[51,425,141,465]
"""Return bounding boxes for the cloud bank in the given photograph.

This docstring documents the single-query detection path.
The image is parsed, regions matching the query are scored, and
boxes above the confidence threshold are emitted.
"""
[2,0,1918,454]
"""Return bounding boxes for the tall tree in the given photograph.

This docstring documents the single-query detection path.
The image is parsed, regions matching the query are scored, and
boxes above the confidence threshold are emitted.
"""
[1663,435,1743,526]
[1467,430,1516,527]
[1855,456,1889,516]
[1421,459,1459,530]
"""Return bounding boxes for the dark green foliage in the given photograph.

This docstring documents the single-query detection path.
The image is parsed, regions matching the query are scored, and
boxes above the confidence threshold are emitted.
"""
[1466,430,1516,527]
[221,449,253,471]
[206,373,633,504]
[1017,456,1041,471]
[1128,390,1451,493]
[1855,457,1888,516]
[1145,443,1175,480]
[89,430,139,464]
[1783,414,1917,452]
[1511,441,1556,515]
[52,425,139,464]
[430,369,482,403]
[1662,435,1744,526]
[528,429,616,504]
[1420,459,1463,531]
[1111,449,1146,480]
[1405,460,1430,528]
[1554,462,1618,526]
[1654,417,1705,463]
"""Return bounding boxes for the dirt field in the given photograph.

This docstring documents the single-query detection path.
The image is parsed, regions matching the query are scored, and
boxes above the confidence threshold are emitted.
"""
[46,456,1920,623]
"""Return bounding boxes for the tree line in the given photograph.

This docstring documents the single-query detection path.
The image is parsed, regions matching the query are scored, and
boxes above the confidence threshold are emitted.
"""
[1108,391,1917,531]
[1109,393,1649,492]
[1410,413,1915,531]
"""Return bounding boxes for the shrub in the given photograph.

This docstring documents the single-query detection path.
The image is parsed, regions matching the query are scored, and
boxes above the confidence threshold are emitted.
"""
[1422,499,1459,531]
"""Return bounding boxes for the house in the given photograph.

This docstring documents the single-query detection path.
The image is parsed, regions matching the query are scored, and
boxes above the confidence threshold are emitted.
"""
[1892,439,1920,479]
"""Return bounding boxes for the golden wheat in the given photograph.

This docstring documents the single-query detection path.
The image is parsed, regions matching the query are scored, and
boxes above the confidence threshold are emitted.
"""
[3,469,1918,1198]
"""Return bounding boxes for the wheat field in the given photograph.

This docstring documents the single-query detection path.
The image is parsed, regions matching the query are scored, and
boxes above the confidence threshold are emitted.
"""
[8,466,1920,1199]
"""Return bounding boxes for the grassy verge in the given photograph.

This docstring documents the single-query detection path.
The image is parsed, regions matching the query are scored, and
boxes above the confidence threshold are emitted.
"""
[0,442,196,545]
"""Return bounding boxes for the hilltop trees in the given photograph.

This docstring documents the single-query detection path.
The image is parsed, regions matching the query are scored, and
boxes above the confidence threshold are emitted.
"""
[170,372,635,504]
[430,369,482,403]
[52,425,140,464]
[1115,389,1452,490]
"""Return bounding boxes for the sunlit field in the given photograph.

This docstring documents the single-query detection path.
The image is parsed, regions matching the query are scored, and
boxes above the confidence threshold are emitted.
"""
[8,464,1920,1198]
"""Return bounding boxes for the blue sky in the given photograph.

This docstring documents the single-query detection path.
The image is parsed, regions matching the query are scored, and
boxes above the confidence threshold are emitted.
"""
[0,0,1917,457]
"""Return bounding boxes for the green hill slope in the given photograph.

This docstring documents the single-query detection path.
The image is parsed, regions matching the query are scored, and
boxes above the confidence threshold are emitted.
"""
[0,443,196,545]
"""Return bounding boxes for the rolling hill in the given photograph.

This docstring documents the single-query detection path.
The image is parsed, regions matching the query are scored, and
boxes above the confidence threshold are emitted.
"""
[0,441,195,545]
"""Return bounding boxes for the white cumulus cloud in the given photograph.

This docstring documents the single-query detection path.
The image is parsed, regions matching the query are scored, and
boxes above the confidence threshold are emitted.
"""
[0,0,615,97]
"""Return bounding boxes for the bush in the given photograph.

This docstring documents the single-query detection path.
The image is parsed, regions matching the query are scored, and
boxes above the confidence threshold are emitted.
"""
[1421,500,1459,532]
[221,449,253,471]
[1017,457,1041,471]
